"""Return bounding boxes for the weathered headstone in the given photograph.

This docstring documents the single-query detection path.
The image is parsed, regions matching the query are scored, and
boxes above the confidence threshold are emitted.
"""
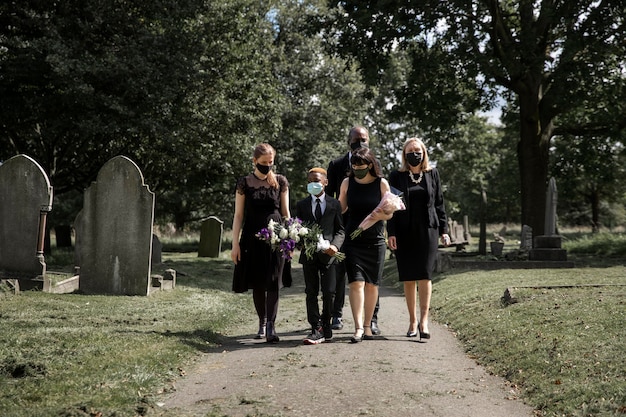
[520,225,533,250]
[75,156,155,295]
[152,234,162,265]
[544,177,558,236]
[198,216,223,258]
[529,177,570,262]
[0,155,53,280]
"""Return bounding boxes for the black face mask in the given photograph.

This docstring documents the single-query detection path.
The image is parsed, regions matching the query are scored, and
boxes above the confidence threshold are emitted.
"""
[256,164,272,175]
[353,167,369,179]
[406,152,423,167]
[350,140,368,151]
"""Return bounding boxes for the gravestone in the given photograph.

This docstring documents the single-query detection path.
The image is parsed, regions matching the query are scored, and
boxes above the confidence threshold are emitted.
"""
[529,178,569,262]
[152,234,162,265]
[0,155,53,280]
[198,216,223,258]
[75,156,155,295]
[520,225,533,251]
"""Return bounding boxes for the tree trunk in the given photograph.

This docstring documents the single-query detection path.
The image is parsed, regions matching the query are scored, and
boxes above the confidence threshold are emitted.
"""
[174,212,187,231]
[517,86,552,237]
[590,190,600,232]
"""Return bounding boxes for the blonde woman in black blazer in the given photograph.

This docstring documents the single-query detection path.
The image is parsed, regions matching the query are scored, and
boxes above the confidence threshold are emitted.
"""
[387,138,450,340]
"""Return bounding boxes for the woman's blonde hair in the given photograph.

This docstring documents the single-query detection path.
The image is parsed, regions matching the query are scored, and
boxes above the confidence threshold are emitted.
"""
[399,137,432,172]
[253,143,279,189]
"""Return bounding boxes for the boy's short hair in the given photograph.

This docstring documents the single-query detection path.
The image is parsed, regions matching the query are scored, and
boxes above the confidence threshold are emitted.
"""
[308,167,327,176]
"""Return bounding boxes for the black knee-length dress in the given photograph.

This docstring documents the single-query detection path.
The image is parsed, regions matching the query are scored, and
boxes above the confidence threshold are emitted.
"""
[387,168,448,281]
[344,177,386,285]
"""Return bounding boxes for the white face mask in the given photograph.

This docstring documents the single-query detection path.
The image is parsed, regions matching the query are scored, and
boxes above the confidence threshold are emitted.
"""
[307,182,324,196]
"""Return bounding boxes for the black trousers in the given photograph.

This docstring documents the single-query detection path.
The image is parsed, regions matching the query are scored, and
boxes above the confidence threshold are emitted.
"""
[303,260,336,330]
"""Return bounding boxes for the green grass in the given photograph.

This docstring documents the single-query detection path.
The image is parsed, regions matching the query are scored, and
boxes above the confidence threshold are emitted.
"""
[0,253,252,417]
[429,268,625,417]
[1,231,624,416]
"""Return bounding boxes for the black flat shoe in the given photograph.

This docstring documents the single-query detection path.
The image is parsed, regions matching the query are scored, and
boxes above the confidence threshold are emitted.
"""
[363,325,374,340]
[418,322,430,340]
[254,324,266,339]
[266,321,279,343]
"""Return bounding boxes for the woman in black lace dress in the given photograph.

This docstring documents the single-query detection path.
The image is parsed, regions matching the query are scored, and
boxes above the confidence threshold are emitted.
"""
[231,143,290,343]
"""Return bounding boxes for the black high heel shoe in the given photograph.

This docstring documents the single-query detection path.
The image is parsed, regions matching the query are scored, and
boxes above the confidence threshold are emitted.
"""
[362,325,374,340]
[350,328,364,343]
[418,322,430,340]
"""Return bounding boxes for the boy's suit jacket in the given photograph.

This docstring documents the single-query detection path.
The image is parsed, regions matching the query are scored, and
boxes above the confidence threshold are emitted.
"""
[295,195,345,265]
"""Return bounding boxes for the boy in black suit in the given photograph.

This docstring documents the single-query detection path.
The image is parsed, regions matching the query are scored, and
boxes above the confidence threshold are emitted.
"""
[296,167,345,344]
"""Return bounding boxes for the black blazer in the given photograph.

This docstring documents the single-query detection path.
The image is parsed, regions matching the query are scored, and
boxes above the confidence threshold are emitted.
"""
[326,153,351,199]
[386,167,449,237]
[295,195,345,265]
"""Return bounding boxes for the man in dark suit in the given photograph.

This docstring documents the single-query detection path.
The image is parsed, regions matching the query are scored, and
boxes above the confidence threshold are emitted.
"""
[296,167,345,344]
[326,125,382,335]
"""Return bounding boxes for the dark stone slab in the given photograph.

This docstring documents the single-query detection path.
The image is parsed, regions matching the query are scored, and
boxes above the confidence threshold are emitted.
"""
[534,235,563,249]
[451,259,575,270]
[529,248,568,261]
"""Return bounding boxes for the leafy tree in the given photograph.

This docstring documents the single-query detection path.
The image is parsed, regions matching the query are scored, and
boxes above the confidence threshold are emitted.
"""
[326,0,626,235]
[437,114,511,222]
[0,0,283,229]
[267,0,373,206]
[551,132,626,231]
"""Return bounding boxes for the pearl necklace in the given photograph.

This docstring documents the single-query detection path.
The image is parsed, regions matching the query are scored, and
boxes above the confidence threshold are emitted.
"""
[409,170,423,184]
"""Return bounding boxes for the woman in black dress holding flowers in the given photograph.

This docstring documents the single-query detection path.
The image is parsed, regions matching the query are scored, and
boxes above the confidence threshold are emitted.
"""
[387,138,450,340]
[338,147,392,343]
[231,143,290,343]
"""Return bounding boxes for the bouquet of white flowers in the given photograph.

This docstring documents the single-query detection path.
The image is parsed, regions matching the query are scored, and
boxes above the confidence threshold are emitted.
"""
[300,222,346,262]
[256,217,308,260]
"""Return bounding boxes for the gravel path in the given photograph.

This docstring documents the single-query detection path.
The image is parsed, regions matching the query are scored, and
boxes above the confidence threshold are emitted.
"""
[160,264,535,417]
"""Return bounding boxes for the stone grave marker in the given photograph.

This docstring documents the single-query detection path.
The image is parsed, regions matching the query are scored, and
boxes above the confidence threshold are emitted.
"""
[0,154,53,280]
[75,156,155,295]
[152,234,163,266]
[529,177,570,262]
[520,225,533,250]
[198,216,223,258]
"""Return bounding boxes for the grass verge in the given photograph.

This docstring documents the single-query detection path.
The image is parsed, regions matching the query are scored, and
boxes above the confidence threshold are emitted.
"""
[0,253,251,417]
[429,267,625,416]
[1,232,624,416]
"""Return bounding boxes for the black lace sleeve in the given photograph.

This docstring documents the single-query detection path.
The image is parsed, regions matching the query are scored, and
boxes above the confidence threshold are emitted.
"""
[277,174,289,192]
[235,176,247,195]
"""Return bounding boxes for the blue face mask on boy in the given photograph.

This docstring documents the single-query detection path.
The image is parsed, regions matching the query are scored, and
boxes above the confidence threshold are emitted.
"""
[307,182,324,196]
